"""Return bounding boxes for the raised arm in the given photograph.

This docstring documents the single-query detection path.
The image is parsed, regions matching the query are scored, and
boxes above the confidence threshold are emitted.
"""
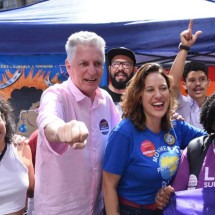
[170,20,202,98]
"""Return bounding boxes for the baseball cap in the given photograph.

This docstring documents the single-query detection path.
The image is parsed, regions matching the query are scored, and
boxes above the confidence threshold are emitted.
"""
[107,47,136,65]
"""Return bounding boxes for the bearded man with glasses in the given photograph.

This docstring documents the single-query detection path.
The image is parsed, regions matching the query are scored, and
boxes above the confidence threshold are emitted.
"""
[102,47,137,116]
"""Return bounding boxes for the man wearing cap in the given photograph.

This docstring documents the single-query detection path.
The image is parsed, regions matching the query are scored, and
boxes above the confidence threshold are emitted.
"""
[102,47,137,116]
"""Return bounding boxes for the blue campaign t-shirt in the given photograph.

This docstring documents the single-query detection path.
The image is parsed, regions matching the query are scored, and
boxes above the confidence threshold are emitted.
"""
[103,118,206,205]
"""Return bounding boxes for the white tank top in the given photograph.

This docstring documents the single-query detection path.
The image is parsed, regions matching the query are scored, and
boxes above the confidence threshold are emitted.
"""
[0,143,29,214]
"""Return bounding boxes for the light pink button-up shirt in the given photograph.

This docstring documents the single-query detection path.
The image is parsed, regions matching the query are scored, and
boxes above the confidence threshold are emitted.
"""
[34,78,120,215]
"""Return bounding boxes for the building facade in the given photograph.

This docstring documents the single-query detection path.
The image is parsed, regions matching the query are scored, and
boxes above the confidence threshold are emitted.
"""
[0,0,42,10]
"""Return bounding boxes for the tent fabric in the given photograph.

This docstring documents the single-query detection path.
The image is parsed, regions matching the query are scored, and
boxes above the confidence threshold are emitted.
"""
[0,0,215,65]
[0,0,214,139]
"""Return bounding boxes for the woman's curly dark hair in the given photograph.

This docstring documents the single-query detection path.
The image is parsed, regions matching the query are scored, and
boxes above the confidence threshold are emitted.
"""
[200,93,215,134]
[0,96,16,143]
[121,63,177,131]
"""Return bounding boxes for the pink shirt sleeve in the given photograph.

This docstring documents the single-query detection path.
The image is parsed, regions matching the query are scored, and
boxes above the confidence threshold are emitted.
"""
[37,84,69,155]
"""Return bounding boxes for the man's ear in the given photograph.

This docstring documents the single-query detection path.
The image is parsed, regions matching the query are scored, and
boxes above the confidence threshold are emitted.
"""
[65,59,72,76]
[134,66,138,74]
[182,82,188,94]
[182,82,187,90]
[65,59,71,69]
[207,79,211,87]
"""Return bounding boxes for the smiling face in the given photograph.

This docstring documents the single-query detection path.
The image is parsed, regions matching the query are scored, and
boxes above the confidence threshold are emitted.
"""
[109,55,135,90]
[66,44,104,100]
[184,70,210,101]
[141,72,170,124]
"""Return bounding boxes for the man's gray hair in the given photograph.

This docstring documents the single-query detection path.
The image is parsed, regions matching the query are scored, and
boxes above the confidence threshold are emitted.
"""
[65,31,106,62]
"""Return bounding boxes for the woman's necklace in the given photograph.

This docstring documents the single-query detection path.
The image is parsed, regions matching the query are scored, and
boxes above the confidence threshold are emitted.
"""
[0,143,7,162]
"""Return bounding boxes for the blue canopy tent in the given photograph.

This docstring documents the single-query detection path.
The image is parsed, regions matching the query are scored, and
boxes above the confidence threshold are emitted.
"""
[0,0,215,65]
[0,0,214,137]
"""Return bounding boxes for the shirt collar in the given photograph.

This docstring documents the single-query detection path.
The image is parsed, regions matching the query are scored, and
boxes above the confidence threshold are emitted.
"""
[68,78,104,102]
[187,95,199,108]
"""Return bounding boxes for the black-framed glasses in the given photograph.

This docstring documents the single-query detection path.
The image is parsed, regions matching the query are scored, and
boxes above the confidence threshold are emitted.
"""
[111,61,133,69]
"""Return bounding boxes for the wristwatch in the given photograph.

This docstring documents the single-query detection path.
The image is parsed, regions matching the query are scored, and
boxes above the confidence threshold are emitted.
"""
[178,43,190,51]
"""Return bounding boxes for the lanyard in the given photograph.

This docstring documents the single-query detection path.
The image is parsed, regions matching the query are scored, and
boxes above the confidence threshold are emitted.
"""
[0,143,7,162]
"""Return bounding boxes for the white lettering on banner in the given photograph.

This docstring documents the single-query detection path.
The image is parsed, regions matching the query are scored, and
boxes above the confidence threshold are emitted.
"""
[204,182,215,188]
[205,167,215,181]
[153,146,167,162]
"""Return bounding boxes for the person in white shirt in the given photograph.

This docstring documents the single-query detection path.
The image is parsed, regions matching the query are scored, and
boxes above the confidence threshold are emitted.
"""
[170,20,210,129]
[0,96,34,215]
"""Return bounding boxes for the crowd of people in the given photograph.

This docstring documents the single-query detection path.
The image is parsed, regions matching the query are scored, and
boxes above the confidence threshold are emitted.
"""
[0,19,214,215]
